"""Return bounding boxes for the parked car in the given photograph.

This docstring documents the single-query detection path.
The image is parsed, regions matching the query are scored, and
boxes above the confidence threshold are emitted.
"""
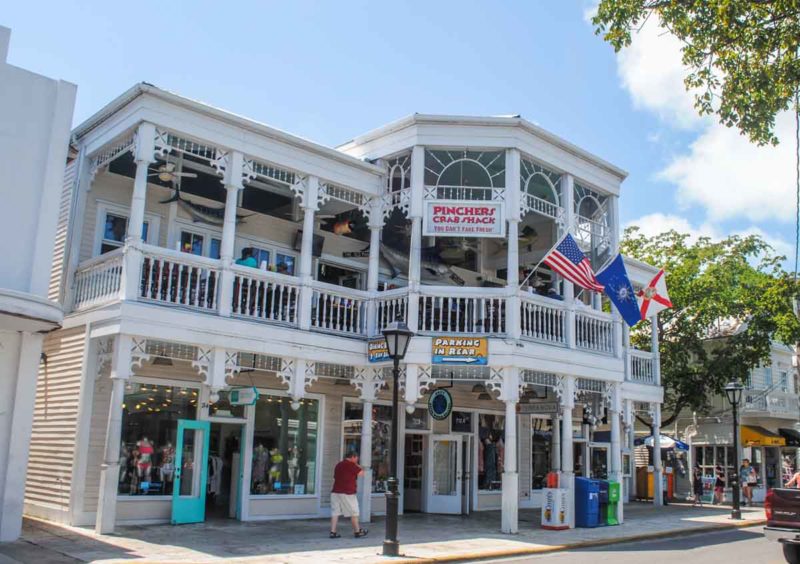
[765,488,800,563]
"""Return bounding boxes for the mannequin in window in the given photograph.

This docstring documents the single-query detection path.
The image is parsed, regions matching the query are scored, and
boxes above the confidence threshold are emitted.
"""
[134,437,154,487]
[253,443,269,493]
[288,446,300,488]
[269,448,284,492]
[484,437,497,486]
[160,441,175,483]
[119,442,131,485]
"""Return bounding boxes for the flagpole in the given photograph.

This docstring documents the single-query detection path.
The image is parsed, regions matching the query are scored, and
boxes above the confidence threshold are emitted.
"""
[518,232,569,290]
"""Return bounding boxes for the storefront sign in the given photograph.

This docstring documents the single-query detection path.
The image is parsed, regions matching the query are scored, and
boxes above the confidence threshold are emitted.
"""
[343,251,370,258]
[229,387,259,406]
[517,401,560,415]
[452,411,473,433]
[368,338,390,363]
[423,200,505,238]
[428,389,454,421]
[432,336,488,365]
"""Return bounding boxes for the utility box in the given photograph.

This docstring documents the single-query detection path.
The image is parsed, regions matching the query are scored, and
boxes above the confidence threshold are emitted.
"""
[574,477,600,528]
[541,488,570,530]
[606,481,620,525]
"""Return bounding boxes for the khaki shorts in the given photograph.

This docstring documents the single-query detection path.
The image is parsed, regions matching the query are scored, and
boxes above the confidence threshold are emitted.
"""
[331,493,359,517]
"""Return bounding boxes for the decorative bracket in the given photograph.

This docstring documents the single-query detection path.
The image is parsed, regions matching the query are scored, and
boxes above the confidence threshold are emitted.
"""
[192,346,212,381]
[351,367,385,402]
[96,336,114,375]
[211,149,229,178]
[487,367,504,398]
[130,337,151,372]
[224,351,241,384]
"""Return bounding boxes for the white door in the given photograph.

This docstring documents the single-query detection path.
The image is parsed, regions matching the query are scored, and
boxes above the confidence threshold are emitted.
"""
[427,435,463,514]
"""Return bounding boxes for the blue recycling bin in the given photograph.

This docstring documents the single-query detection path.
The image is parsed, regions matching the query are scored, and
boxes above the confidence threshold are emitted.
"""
[574,477,600,528]
[597,480,609,527]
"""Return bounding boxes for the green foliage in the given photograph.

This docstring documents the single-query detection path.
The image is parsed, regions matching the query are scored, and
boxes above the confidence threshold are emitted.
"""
[622,227,800,425]
[593,1,800,146]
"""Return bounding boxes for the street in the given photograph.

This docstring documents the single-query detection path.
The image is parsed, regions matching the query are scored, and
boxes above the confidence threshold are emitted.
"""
[487,526,781,563]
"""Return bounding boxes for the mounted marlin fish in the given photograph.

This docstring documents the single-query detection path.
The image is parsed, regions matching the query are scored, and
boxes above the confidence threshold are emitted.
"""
[160,187,250,227]
[373,243,465,286]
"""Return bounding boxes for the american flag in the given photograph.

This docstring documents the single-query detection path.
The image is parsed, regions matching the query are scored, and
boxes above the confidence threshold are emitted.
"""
[543,234,604,292]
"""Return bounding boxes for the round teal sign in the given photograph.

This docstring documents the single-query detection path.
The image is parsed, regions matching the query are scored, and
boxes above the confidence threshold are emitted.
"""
[428,388,453,421]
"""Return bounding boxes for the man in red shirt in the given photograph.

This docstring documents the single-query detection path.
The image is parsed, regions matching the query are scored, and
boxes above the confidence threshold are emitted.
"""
[330,450,368,538]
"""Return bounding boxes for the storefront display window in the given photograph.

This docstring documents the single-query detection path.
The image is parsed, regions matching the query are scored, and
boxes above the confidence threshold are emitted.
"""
[531,417,552,489]
[478,413,505,491]
[250,394,319,495]
[405,407,429,431]
[694,445,735,482]
[342,401,392,493]
[118,383,198,496]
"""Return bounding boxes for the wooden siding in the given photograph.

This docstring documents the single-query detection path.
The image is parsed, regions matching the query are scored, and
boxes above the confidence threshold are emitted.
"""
[24,327,86,515]
[47,161,77,303]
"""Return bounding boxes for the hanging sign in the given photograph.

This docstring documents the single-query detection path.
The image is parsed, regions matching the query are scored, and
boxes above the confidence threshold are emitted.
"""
[428,389,454,421]
[368,338,390,363]
[423,200,505,238]
[229,387,259,406]
[343,251,370,258]
[517,401,560,415]
[432,336,488,365]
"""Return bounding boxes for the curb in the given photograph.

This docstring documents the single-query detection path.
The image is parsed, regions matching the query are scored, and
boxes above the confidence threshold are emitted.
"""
[390,518,768,563]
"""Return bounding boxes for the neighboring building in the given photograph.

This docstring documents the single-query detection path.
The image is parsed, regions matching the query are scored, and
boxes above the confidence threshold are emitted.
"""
[25,83,663,535]
[0,27,76,541]
[678,341,799,502]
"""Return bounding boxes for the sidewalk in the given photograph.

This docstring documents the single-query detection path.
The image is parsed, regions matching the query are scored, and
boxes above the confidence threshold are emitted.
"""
[0,502,766,564]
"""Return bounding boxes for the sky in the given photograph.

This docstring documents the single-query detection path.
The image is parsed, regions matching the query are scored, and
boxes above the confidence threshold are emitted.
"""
[3,1,796,267]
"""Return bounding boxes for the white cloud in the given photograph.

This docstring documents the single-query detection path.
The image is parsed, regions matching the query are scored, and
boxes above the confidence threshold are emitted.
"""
[625,213,717,241]
[614,16,796,225]
[616,17,704,130]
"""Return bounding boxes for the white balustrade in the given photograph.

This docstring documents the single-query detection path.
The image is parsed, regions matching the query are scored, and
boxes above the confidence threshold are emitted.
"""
[72,250,124,309]
[627,349,655,384]
[425,185,497,201]
[575,310,614,354]
[311,282,369,336]
[523,193,563,221]
[375,289,409,332]
[744,390,800,417]
[139,246,219,311]
[231,266,300,326]
[519,292,567,344]
[417,288,506,334]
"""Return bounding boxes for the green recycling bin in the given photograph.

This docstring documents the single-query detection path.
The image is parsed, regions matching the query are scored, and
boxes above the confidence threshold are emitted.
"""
[606,482,620,525]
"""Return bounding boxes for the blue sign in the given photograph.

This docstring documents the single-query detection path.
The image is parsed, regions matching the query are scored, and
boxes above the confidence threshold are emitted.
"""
[432,337,488,365]
[428,389,454,421]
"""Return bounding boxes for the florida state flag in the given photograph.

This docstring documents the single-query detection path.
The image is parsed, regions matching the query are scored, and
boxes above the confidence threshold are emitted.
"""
[637,269,672,319]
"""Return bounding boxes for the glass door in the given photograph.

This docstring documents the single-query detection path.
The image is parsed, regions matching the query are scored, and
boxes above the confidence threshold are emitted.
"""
[589,442,609,480]
[171,419,210,525]
[427,435,463,514]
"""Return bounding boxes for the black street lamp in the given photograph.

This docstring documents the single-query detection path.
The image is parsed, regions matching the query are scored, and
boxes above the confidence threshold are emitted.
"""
[725,381,744,520]
[381,321,414,557]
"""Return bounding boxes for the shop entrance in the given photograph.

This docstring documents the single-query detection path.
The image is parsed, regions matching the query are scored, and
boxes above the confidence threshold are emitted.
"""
[426,434,463,514]
[206,421,245,521]
[590,442,610,479]
[171,420,210,524]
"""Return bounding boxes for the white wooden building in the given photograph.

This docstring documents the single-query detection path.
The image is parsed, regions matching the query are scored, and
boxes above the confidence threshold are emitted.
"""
[25,82,664,535]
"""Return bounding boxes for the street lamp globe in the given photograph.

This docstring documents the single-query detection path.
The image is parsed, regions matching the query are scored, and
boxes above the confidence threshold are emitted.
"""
[724,381,744,407]
[382,321,414,360]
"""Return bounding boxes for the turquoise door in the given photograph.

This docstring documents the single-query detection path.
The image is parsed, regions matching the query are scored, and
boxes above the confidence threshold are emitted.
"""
[171,419,210,525]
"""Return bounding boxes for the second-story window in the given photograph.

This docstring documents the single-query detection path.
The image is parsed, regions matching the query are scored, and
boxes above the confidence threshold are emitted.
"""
[179,229,221,259]
[101,212,149,254]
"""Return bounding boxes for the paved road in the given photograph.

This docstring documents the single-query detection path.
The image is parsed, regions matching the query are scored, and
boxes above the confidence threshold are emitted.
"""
[487,526,783,564]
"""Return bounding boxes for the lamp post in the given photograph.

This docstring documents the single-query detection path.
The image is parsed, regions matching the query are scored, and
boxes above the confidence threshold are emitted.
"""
[725,381,744,520]
[381,321,414,557]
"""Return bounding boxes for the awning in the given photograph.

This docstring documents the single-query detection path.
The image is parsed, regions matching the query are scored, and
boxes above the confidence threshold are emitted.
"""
[779,428,800,447]
[741,425,786,447]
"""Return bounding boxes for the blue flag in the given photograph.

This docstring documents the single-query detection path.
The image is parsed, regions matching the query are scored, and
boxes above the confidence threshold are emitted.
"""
[596,254,641,327]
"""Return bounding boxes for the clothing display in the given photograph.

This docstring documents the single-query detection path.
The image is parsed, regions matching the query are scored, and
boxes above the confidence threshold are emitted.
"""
[477,414,505,491]
[208,455,224,495]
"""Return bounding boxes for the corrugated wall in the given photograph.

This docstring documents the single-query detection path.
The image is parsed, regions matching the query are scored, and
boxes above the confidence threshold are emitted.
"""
[47,160,77,303]
[24,327,86,517]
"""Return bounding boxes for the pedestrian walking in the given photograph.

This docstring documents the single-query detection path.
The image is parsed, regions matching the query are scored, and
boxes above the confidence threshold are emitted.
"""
[714,465,726,505]
[692,467,704,506]
[740,459,757,506]
[329,450,368,539]
[786,470,800,488]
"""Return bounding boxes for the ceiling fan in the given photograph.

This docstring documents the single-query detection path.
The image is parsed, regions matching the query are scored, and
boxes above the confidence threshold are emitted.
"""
[149,162,197,183]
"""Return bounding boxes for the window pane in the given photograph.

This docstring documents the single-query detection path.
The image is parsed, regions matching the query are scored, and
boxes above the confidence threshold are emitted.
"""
[209,238,221,260]
[251,247,270,268]
[478,413,505,491]
[118,383,199,496]
[531,419,552,489]
[405,408,429,431]
[104,213,128,243]
[100,242,121,254]
[251,394,319,495]
[181,232,204,256]
[142,221,150,242]
[432,440,458,495]
[371,405,392,492]
[276,254,295,275]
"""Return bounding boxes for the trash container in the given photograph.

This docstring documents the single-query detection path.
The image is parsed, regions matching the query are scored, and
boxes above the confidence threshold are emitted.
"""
[597,480,609,526]
[606,481,620,525]
[574,477,600,528]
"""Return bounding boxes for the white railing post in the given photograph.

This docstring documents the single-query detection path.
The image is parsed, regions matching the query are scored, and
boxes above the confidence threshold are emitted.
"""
[506,148,521,340]
[298,176,319,331]
[218,151,245,318]
[366,198,383,336]
[120,243,143,301]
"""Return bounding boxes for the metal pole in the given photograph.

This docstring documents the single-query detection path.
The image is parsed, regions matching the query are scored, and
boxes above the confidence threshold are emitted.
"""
[383,355,401,556]
[731,399,742,519]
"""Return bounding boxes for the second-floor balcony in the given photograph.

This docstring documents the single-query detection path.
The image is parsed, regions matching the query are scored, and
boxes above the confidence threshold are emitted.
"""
[70,242,656,385]
[743,388,800,419]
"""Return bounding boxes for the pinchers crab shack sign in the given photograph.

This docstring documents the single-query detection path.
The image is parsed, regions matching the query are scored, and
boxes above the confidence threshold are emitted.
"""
[423,200,505,238]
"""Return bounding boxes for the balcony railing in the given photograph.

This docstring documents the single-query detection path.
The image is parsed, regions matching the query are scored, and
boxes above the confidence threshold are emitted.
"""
[743,390,800,418]
[68,245,652,369]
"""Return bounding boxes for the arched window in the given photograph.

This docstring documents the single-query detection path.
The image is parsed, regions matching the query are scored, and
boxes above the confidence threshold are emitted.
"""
[425,149,505,193]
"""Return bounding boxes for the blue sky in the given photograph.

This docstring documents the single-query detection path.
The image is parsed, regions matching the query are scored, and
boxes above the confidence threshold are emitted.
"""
[4,1,794,264]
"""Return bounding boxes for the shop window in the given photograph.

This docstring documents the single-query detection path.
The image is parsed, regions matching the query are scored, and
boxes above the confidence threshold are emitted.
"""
[531,417,552,490]
[118,383,199,496]
[694,444,735,482]
[181,231,204,256]
[250,394,319,495]
[451,411,472,433]
[342,401,392,493]
[101,212,149,254]
[405,408,429,431]
[478,413,505,491]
